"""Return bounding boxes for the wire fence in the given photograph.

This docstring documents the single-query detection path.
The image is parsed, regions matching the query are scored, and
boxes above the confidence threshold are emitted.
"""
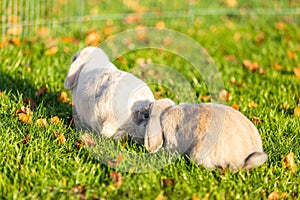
[1,0,299,39]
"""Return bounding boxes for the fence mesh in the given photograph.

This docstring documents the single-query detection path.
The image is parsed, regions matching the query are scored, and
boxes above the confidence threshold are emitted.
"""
[1,0,299,39]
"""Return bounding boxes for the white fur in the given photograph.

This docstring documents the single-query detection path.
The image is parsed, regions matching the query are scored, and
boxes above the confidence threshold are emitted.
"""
[64,46,154,141]
[135,98,268,171]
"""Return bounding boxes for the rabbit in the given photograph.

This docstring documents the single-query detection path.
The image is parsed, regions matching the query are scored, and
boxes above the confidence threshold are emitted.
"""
[64,46,155,141]
[134,98,268,171]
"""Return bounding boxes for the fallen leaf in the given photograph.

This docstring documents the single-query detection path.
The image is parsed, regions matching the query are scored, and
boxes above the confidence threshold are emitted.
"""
[61,36,74,43]
[16,106,33,115]
[275,21,286,30]
[155,194,166,200]
[273,62,284,71]
[10,38,21,46]
[110,171,123,187]
[256,31,266,44]
[259,68,266,75]
[124,14,141,25]
[288,51,295,60]
[50,116,61,125]
[57,91,69,103]
[224,0,238,7]
[219,89,232,101]
[293,68,300,80]
[294,107,300,117]
[192,194,200,200]
[35,86,47,97]
[251,116,263,124]
[284,152,297,173]
[18,113,32,124]
[162,178,175,187]
[81,133,96,146]
[268,191,280,200]
[155,21,165,29]
[75,140,83,149]
[107,160,117,167]
[224,55,237,62]
[116,154,123,164]
[36,118,48,127]
[234,32,241,41]
[85,29,102,46]
[232,103,240,111]
[22,134,30,145]
[38,27,49,36]
[103,26,113,35]
[248,101,258,108]
[280,192,288,199]
[201,95,212,102]
[23,97,37,107]
[53,132,66,145]
[45,46,59,56]
[243,59,259,72]
[71,184,86,200]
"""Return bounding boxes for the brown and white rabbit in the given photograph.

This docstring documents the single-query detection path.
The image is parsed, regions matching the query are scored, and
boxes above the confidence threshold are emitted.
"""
[64,46,154,141]
[134,98,268,171]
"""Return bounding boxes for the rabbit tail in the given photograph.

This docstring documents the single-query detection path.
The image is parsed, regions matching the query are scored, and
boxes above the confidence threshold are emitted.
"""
[244,152,268,170]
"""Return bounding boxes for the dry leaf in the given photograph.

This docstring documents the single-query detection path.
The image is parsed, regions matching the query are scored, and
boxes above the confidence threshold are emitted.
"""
[256,31,266,44]
[124,14,141,25]
[54,132,66,145]
[57,91,69,103]
[16,106,33,115]
[61,36,74,43]
[71,184,86,200]
[23,97,37,107]
[243,59,259,72]
[224,0,238,8]
[38,27,49,36]
[116,154,123,164]
[155,21,165,29]
[232,103,240,111]
[18,113,32,124]
[162,178,175,187]
[45,46,59,56]
[293,68,300,80]
[273,62,284,71]
[155,194,166,200]
[50,116,61,125]
[201,95,212,102]
[234,32,241,41]
[192,194,200,200]
[280,192,288,199]
[275,21,286,30]
[224,55,237,62]
[81,133,96,146]
[110,171,123,187]
[248,101,258,108]
[251,116,263,124]
[294,107,300,117]
[75,140,83,149]
[36,118,48,127]
[35,86,47,96]
[85,29,102,46]
[288,51,295,60]
[219,89,232,101]
[107,160,117,167]
[10,38,21,46]
[268,191,280,200]
[22,134,30,145]
[284,152,297,173]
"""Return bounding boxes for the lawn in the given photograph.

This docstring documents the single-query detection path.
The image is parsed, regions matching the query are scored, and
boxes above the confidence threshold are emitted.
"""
[1,1,300,199]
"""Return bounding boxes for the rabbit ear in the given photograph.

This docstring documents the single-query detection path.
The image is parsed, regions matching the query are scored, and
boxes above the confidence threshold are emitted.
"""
[145,98,175,153]
[64,46,98,90]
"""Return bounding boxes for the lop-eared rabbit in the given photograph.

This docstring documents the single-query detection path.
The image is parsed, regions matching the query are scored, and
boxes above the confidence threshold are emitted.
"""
[64,46,154,141]
[134,98,268,171]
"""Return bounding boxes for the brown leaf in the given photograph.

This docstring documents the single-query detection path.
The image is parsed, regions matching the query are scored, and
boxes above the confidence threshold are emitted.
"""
[81,133,96,146]
[201,95,212,102]
[85,29,102,46]
[110,171,123,187]
[219,89,232,101]
[16,106,33,115]
[268,191,280,200]
[224,55,237,62]
[38,27,49,36]
[22,134,30,145]
[273,62,284,71]
[50,116,61,125]
[162,178,175,187]
[75,140,83,149]
[36,118,48,127]
[251,116,263,124]
[224,0,238,8]
[155,194,166,200]
[232,103,240,111]
[256,31,266,44]
[116,154,123,164]
[124,14,141,25]
[248,101,258,108]
[45,46,59,56]
[243,59,259,72]
[10,38,21,46]
[23,97,37,107]
[53,132,66,145]
[57,91,69,103]
[155,21,165,29]
[294,107,300,117]
[71,184,87,200]
[288,51,295,60]
[18,113,32,124]
[275,21,286,30]
[293,68,300,80]
[280,192,288,199]
[284,152,297,173]
[234,32,241,41]
[192,194,200,200]
[107,160,117,167]
[35,86,47,97]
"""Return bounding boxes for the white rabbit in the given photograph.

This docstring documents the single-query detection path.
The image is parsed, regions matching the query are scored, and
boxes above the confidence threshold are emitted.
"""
[64,46,154,141]
[134,98,268,171]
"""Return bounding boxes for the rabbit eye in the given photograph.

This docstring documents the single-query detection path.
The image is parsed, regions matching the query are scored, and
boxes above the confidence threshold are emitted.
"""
[143,113,149,119]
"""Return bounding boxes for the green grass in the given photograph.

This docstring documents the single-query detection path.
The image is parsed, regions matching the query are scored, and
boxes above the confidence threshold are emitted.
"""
[1,1,300,199]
